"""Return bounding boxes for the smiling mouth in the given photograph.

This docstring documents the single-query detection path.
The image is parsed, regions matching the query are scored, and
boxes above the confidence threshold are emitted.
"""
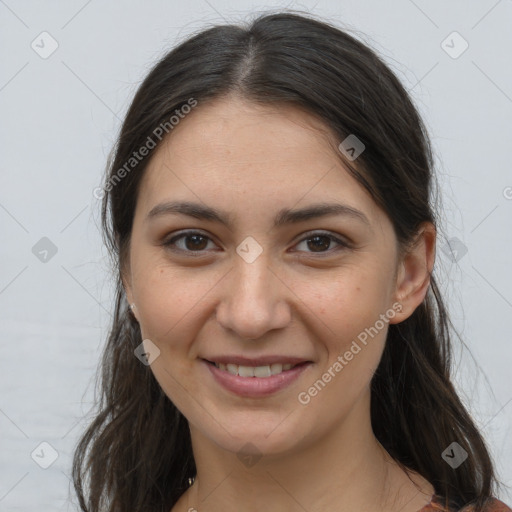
[205,360,308,378]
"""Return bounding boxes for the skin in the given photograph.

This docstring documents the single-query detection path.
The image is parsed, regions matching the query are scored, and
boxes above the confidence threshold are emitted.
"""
[123,95,437,512]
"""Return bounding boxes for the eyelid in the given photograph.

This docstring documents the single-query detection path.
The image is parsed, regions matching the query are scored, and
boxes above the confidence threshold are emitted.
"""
[293,229,350,244]
[288,231,352,259]
[162,229,219,256]
[162,229,351,256]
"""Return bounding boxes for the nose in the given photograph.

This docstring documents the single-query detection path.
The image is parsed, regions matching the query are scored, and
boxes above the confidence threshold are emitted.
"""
[215,255,292,340]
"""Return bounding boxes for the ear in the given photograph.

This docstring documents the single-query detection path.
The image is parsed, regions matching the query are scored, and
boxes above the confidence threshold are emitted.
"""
[389,222,436,324]
[121,265,138,322]
[122,273,133,304]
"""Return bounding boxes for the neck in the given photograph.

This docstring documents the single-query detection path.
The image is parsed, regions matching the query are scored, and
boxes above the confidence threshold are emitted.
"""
[181,392,432,512]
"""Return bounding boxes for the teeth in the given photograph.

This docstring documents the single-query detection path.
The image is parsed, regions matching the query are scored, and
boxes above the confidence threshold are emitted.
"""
[254,365,271,377]
[226,363,238,375]
[214,362,298,377]
[270,363,283,375]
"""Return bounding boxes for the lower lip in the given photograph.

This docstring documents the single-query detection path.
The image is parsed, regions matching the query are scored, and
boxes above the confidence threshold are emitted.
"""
[203,360,312,398]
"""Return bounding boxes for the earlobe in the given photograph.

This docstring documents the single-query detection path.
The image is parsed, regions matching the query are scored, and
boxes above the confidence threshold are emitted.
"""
[389,222,436,324]
[129,302,139,322]
[121,270,138,321]
[126,293,139,322]
[122,277,133,307]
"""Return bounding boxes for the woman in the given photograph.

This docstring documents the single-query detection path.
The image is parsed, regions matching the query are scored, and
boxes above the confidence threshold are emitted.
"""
[72,11,511,512]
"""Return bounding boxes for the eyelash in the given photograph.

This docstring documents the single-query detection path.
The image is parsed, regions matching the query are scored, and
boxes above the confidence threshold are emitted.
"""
[162,230,351,257]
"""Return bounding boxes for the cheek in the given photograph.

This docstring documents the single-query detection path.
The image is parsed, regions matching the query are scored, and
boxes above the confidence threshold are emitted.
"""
[306,269,391,375]
[309,266,390,330]
[298,288,389,417]
[133,261,225,355]
[321,298,388,373]
[131,264,205,407]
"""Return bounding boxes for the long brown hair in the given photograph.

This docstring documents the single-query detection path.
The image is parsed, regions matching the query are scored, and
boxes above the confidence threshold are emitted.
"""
[72,11,499,511]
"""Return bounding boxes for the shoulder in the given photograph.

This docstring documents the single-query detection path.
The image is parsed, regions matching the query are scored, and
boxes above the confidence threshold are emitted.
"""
[466,499,512,512]
[420,496,512,512]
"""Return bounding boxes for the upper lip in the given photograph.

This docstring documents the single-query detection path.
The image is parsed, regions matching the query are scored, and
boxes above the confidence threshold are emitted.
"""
[203,356,311,366]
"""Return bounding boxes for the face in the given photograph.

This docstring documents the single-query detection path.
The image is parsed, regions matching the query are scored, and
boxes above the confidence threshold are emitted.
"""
[124,96,416,457]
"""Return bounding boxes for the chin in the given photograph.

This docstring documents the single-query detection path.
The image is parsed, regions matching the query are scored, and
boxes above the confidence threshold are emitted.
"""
[194,414,310,459]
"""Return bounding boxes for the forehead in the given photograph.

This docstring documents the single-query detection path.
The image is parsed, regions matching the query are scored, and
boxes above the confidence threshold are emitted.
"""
[136,96,381,224]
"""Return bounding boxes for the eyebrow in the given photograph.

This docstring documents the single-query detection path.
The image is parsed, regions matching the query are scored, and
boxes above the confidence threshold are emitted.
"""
[146,200,370,228]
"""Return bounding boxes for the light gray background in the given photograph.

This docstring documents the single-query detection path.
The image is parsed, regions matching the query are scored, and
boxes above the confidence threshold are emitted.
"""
[1,1,511,510]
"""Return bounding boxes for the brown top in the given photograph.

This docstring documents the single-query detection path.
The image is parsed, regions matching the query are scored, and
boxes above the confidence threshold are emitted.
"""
[419,495,512,511]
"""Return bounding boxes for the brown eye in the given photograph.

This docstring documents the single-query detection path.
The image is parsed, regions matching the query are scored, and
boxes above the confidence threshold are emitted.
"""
[163,231,215,254]
[306,235,332,252]
[162,230,350,258]
[294,231,349,255]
